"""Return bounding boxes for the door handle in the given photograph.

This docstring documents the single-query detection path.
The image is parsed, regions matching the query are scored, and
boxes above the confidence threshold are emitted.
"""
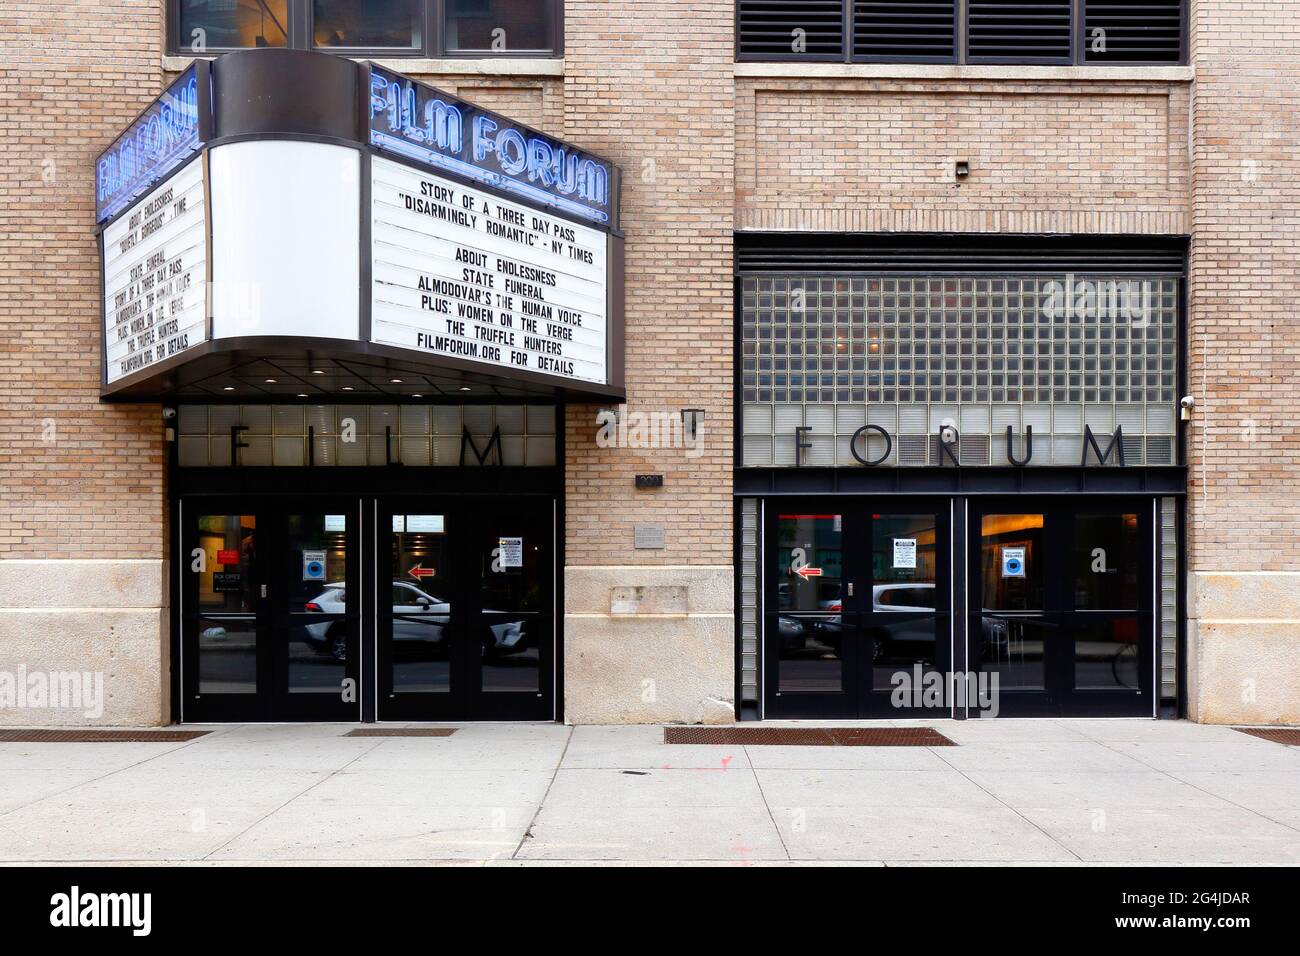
[846,583,854,597]
[261,584,268,599]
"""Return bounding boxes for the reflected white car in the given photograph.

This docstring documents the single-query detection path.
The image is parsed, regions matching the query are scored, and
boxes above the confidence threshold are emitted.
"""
[299,582,524,661]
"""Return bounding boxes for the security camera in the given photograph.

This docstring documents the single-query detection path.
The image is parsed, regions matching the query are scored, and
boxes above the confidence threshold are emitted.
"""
[1179,396,1195,409]
[1179,395,1195,422]
[162,407,177,420]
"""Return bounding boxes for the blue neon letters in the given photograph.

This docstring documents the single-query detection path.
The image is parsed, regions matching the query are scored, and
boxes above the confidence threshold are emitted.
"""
[95,67,202,224]
[368,66,612,226]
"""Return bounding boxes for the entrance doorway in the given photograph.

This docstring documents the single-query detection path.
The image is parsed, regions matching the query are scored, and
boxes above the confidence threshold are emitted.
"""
[181,499,362,721]
[761,496,1158,719]
[765,498,952,718]
[969,499,1154,717]
[179,494,555,722]
[377,497,554,721]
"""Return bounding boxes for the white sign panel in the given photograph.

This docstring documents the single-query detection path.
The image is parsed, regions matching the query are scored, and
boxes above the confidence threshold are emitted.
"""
[893,538,917,570]
[371,156,608,386]
[1002,547,1026,578]
[404,514,445,533]
[101,158,206,385]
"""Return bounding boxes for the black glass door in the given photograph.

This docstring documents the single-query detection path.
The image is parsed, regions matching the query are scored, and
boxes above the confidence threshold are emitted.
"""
[764,499,952,719]
[182,505,263,721]
[969,498,1154,717]
[181,498,361,721]
[378,497,553,720]
[858,507,951,717]
[270,504,361,720]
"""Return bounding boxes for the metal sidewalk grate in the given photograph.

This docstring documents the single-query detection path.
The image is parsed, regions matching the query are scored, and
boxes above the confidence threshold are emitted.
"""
[343,728,458,737]
[664,726,955,746]
[1235,727,1300,746]
[0,729,209,743]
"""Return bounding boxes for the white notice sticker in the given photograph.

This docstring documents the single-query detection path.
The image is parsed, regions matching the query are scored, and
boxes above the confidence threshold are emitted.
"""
[893,538,917,570]
[498,536,523,568]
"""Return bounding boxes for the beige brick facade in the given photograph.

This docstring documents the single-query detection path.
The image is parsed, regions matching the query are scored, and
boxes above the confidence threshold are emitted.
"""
[1186,0,1300,723]
[0,1,1295,725]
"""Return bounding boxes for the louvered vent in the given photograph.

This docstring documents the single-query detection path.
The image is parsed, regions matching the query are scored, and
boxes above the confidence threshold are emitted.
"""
[1083,0,1184,63]
[967,1,1073,61]
[853,2,958,61]
[737,1,845,59]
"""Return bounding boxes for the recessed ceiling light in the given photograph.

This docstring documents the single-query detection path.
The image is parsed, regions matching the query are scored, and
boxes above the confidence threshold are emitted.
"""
[264,378,277,384]
[341,386,354,391]
[222,386,235,392]
[411,393,423,398]
[390,378,403,384]
[459,386,471,392]
[311,369,325,375]
[297,393,309,398]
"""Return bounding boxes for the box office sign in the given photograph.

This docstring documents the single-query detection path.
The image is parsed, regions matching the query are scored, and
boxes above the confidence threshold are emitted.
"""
[94,52,623,400]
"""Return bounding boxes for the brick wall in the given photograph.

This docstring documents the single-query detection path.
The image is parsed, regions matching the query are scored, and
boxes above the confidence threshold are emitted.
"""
[0,1,167,556]
[1188,0,1300,570]
[561,1,736,566]
[737,77,1190,235]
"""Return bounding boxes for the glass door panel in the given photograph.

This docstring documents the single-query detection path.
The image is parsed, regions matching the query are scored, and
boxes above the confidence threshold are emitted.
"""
[862,510,949,715]
[867,513,942,697]
[773,513,846,699]
[387,513,454,699]
[1072,513,1140,610]
[1064,509,1151,713]
[977,513,1048,693]
[193,513,259,698]
[277,511,357,713]
[476,515,546,696]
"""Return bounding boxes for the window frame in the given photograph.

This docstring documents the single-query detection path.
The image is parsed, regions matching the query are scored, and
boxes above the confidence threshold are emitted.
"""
[168,0,564,58]
[736,0,1187,66]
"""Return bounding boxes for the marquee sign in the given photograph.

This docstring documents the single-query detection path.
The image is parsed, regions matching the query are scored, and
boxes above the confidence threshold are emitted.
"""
[94,51,623,401]
[95,65,205,225]
[101,157,207,385]
[372,157,609,385]
[367,64,617,229]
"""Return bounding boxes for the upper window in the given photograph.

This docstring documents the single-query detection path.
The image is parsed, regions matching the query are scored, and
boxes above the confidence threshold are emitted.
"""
[171,0,561,56]
[737,0,1186,65]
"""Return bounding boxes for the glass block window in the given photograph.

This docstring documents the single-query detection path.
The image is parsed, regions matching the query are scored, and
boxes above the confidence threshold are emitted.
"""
[177,404,556,467]
[1159,496,1178,701]
[739,497,760,707]
[739,273,1180,468]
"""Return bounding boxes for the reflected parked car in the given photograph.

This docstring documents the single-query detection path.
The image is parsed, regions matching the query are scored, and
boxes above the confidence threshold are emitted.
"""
[298,582,525,662]
[869,583,938,663]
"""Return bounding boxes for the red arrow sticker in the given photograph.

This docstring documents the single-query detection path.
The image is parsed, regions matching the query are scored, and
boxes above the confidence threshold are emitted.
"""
[408,564,436,580]
[794,565,823,579]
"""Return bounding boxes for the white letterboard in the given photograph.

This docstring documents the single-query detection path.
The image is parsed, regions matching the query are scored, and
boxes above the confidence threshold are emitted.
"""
[371,156,608,386]
[101,158,207,385]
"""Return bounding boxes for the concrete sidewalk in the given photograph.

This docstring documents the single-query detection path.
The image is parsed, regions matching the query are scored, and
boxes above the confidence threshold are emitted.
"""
[0,720,1297,865]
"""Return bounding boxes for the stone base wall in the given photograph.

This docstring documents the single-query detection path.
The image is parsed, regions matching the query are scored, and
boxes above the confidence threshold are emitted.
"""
[0,560,168,726]
[1187,572,1300,725]
[564,566,734,724]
